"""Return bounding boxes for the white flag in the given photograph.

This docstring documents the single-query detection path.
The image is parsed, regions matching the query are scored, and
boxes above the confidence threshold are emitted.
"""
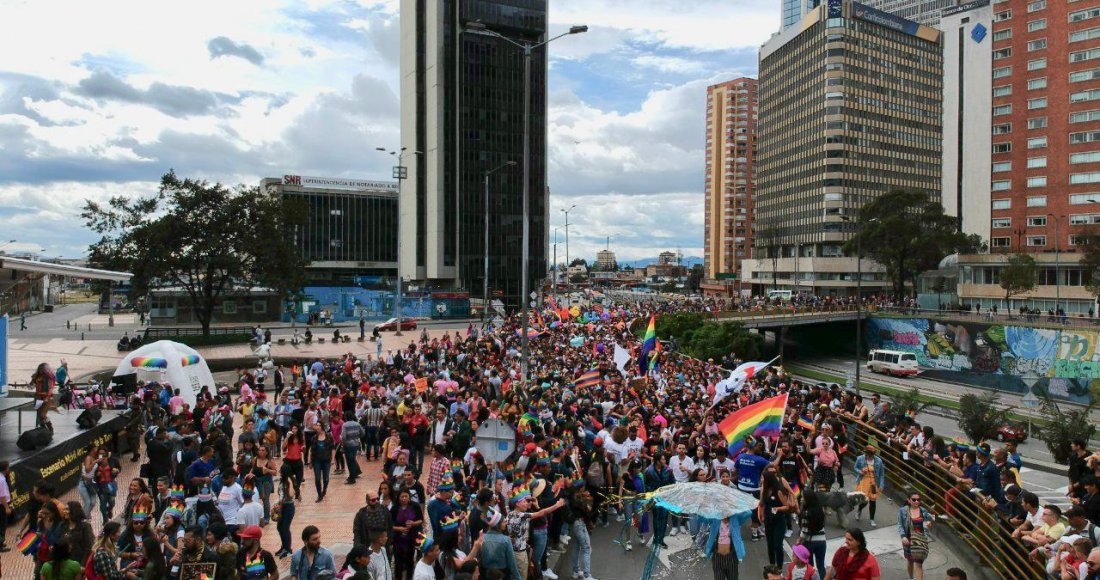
[711,356,780,407]
[613,343,632,376]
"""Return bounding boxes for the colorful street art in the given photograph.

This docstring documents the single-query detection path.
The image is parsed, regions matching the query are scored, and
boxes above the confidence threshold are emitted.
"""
[865,317,1095,404]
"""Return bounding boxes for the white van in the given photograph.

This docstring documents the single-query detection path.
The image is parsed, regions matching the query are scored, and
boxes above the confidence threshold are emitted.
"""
[867,349,919,377]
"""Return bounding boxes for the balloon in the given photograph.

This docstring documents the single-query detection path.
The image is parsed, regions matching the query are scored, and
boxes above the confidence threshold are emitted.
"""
[404,373,415,384]
[596,343,606,353]
[570,336,585,348]
[601,312,611,321]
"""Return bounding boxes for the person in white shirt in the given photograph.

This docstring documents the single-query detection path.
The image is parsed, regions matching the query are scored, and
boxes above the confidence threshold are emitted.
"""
[413,535,441,580]
[236,484,264,528]
[668,443,695,536]
[216,472,244,532]
[368,531,393,580]
[711,447,737,476]
[622,427,645,460]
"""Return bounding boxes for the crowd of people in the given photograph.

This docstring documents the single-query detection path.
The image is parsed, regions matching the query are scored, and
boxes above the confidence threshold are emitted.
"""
[6,294,1100,580]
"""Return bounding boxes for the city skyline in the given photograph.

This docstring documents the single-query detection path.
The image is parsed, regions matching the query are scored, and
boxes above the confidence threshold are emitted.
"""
[0,0,777,263]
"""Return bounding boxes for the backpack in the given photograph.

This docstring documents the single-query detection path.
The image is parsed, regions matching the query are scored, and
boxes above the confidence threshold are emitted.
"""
[585,458,605,488]
[85,551,105,580]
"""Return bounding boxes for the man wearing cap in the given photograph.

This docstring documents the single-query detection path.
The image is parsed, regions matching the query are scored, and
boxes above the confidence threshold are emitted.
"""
[975,443,1005,505]
[427,471,457,538]
[236,525,277,579]
[413,533,442,580]
[480,507,522,579]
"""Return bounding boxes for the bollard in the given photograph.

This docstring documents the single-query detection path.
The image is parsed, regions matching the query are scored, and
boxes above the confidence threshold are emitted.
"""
[66,320,70,330]
[81,332,84,341]
[88,323,92,331]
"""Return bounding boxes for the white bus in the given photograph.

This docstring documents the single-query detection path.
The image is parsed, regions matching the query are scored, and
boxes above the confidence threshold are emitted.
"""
[766,290,793,302]
[867,349,920,377]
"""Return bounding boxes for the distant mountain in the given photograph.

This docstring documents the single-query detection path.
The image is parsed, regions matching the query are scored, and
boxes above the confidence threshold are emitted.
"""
[618,255,704,268]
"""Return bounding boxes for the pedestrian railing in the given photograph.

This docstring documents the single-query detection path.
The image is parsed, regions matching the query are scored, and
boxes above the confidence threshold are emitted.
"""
[836,415,1045,578]
[876,305,1100,331]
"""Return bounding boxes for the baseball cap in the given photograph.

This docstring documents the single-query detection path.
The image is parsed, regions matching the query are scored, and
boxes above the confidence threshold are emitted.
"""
[238,525,263,539]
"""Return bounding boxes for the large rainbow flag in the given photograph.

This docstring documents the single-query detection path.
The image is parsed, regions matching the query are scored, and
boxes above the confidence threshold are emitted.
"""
[574,369,601,390]
[718,393,788,457]
[638,314,657,375]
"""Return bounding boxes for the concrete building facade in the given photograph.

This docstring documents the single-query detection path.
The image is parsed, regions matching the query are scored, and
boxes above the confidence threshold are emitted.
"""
[941,0,994,242]
[747,0,942,297]
[702,78,758,297]
[399,0,548,305]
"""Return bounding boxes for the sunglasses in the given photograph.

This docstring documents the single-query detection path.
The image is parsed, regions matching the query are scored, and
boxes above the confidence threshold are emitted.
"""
[910,497,921,502]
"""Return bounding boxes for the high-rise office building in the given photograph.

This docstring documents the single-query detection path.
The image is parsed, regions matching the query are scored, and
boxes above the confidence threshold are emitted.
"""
[783,0,823,29]
[941,0,993,242]
[701,78,758,298]
[747,0,942,296]
[399,0,547,305]
[858,0,956,27]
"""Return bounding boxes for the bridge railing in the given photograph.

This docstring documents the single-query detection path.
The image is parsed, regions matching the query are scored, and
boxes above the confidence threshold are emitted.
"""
[877,305,1100,330]
[836,414,1044,578]
[713,304,867,321]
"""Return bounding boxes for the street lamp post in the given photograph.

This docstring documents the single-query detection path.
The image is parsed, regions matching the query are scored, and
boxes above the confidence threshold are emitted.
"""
[842,215,878,394]
[377,146,423,336]
[465,22,587,385]
[483,161,516,323]
[1048,213,1061,316]
[561,204,577,275]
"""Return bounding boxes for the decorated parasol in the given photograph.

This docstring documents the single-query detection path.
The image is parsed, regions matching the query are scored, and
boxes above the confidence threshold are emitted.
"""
[647,482,758,520]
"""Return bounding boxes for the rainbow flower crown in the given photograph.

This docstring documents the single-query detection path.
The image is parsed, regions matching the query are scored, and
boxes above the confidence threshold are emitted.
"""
[131,510,150,522]
[163,506,183,521]
[509,483,532,505]
[450,459,464,473]
[535,451,551,466]
[242,484,255,497]
[417,532,434,553]
[170,485,185,499]
[549,441,564,456]
[440,512,463,531]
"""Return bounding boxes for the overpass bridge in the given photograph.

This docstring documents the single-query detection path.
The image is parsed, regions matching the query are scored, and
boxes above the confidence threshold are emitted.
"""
[713,308,861,329]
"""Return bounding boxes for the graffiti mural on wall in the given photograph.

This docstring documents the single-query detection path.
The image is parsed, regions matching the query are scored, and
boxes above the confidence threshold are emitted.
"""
[866,317,1094,404]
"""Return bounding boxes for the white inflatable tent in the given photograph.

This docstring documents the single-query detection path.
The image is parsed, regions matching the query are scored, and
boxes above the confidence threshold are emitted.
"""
[110,340,214,408]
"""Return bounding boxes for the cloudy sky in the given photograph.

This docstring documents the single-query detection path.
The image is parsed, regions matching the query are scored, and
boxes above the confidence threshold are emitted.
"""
[0,0,775,263]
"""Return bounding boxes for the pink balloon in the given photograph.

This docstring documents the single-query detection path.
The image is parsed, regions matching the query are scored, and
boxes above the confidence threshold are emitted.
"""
[404,374,415,384]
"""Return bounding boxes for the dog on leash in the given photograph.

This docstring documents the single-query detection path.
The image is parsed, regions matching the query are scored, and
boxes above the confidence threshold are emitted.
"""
[817,491,869,528]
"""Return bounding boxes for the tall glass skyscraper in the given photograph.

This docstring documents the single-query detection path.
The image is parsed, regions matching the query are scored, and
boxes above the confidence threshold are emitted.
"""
[399,0,548,306]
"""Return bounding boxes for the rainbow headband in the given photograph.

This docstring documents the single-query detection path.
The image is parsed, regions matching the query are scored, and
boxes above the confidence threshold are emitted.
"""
[437,472,455,492]
[417,532,434,553]
[131,510,150,522]
[163,506,183,521]
[509,483,531,505]
[440,512,463,531]
[535,451,550,467]
[550,441,564,456]
[170,485,186,499]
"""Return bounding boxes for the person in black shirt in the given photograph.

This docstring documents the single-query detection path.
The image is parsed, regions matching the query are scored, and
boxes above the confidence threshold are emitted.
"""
[236,525,278,579]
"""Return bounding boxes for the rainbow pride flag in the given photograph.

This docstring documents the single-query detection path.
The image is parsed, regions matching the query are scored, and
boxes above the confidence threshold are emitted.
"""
[516,328,542,339]
[574,369,601,390]
[638,314,657,375]
[796,414,814,433]
[17,531,40,555]
[718,393,788,457]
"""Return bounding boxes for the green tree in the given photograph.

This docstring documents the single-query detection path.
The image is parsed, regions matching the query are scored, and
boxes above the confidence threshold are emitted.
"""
[1080,230,1100,299]
[890,387,934,417]
[957,392,1012,444]
[1037,394,1098,464]
[82,171,308,336]
[687,264,704,293]
[757,227,782,291]
[1000,253,1037,308]
[845,190,983,297]
[568,273,587,284]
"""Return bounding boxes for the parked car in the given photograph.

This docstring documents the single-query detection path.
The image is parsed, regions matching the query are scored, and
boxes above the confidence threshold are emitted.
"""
[990,422,1028,443]
[373,317,417,332]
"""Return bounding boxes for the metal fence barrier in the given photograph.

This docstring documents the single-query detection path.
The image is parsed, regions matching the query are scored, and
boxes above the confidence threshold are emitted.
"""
[836,414,1044,578]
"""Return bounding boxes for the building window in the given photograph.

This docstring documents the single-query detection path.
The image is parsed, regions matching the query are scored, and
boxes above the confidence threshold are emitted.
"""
[1029,77,1048,89]
[1070,214,1100,224]
[993,29,1012,41]
[1027,195,1048,207]
[1028,38,1048,51]
[1028,136,1049,148]
[1028,176,1048,187]
[993,123,1012,135]
[994,47,1012,59]
[1071,151,1100,163]
[994,104,1012,115]
[1070,27,1100,42]
[993,85,1012,97]
[993,161,1013,172]
[993,199,1012,210]
[1028,117,1048,129]
[995,9,1013,21]
[1071,172,1100,184]
[1028,0,1046,11]
[1028,97,1048,109]
[1027,236,1047,246]
[1028,58,1047,70]
[993,142,1013,153]
[991,237,1012,248]
[1069,6,1100,22]
[1071,48,1100,62]
[993,66,1012,78]
[1071,130,1100,144]
[1028,216,1048,226]
[1070,68,1100,82]
[1028,156,1048,168]
[1071,194,1100,204]
[992,218,1012,228]
[1072,89,1100,102]
[252,301,268,314]
[223,301,237,315]
[1028,18,1047,31]
[992,180,1011,191]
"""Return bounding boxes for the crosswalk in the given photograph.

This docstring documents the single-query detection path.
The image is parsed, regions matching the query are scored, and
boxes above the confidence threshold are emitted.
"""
[1019,466,1072,510]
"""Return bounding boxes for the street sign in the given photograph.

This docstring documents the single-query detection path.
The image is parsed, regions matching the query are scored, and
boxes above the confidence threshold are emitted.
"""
[392,166,407,179]
[475,418,516,464]
[1022,389,1041,409]
[529,292,537,300]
